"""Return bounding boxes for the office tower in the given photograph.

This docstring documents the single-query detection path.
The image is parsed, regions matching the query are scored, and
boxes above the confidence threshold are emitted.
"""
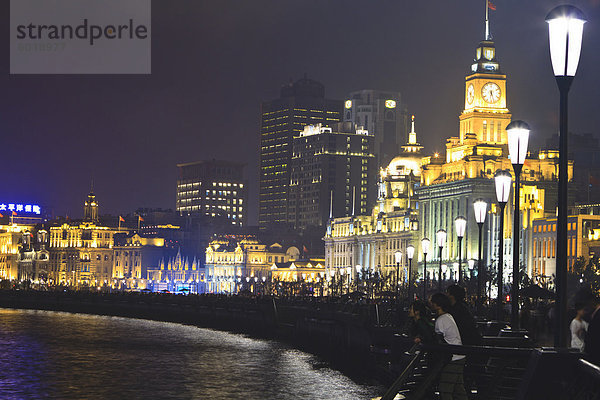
[259,76,343,230]
[288,122,375,230]
[176,160,247,226]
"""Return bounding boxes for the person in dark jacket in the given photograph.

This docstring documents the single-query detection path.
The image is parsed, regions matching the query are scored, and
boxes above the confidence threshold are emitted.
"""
[447,284,482,346]
[585,295,600,365]
[408,300,436,344]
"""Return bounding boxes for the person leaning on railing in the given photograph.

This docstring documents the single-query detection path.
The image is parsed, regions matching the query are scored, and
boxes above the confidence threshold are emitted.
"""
[408,300,435,345]
[430,292,468,400]
[585,294,600,365]
[446,285,482,346]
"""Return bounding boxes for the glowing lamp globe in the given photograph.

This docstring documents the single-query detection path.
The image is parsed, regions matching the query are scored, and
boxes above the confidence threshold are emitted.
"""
[421,238,431,256]
[473,199,488,224]
[436,229,447,248]
[546,5,586,77]
[494,169,513,204]
[454,216,467,239]
[406,245,415,261]
[507,120,530,166]
[394,251,403,264]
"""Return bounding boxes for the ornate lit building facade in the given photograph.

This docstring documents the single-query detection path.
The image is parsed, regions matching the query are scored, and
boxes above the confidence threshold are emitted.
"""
[0,224,48,282]
[147,247,202,293]
[204,237,299,294]
[48,192,125,287]
[416,37,571,283]
[323,117,422,282]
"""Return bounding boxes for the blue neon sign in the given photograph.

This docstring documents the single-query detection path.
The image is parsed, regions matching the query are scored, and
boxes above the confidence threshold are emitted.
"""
[0,203,41,215]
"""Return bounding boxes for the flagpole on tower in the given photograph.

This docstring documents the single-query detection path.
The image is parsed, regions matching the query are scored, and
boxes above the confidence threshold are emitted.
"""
[485,0,490,40]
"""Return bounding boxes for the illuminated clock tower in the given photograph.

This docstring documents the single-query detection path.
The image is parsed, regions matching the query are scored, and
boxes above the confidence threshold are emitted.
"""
[459,39,512,144]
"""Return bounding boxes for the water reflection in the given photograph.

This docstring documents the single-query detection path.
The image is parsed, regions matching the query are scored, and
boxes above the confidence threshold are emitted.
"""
[0,309,382,399]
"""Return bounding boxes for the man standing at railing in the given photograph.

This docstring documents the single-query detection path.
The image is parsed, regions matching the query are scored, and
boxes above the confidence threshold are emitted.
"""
[585,295,600,365]
[430,293,468,400]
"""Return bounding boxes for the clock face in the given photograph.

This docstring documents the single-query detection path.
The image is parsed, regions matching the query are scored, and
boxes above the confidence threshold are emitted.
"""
[466,84,475,105]
[482,82,501,104]
[385,100,396,109]
[345,100,352,109]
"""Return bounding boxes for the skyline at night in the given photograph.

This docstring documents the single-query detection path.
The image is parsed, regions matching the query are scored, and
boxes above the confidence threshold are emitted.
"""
[2,0,600,224]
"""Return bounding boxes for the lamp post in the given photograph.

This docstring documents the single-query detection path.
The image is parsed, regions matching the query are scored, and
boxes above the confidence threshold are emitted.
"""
[494,169,512,321]
[474,199,488,309]
[346,266,352,294]
[468,259,475,281]
[507,120,530,329]
[421,238,430,299]
[436,229,447,292]
[546,5,586,348]
[394,250,402,302]
[454,216,467,284]
[407,245,415,301]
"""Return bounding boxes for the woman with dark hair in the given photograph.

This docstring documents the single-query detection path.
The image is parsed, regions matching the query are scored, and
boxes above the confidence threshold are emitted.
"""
[430,292,467,400]
[408,300,435,344]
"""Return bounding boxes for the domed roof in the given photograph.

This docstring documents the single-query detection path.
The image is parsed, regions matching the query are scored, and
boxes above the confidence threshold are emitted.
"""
[386,155,421,177]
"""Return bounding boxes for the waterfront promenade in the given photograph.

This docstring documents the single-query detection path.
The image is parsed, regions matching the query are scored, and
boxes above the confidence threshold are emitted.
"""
[1,290,599,399]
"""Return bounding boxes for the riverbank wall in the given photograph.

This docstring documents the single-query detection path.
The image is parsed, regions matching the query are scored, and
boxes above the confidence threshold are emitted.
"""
[0,291,403,384]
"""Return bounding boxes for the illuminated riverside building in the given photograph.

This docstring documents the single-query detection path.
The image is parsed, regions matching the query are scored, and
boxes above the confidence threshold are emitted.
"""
[113,232,181,290]
[204,237,299,294]
[323,117,423,282]
[259,76,343,229]
[176,159,247,226]
[288,121,376,230]
[415,35,571,282]
[147,248,202,293]
[48,191,125,287]
[0,224,48,282]
[343,89,410,167]
[530,215,600,286]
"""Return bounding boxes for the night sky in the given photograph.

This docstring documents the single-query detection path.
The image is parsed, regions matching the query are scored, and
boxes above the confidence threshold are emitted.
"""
[2,0,600,225]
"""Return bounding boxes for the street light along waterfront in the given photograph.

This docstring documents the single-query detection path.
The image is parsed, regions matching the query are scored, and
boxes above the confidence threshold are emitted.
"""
[421,237,430,299]
[436,229,447,292]
[506,120,530,329]
[454,216,467,284]
[494,169,512,321]
[546,4,586,348]
[394,250,402,302]
[406,245,415,301]
[473,199,488,308]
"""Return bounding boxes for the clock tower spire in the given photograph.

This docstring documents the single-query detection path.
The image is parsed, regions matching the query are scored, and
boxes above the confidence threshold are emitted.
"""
[459,31,511,144]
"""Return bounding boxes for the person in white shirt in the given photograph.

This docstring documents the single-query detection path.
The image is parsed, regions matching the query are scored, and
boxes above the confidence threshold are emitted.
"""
[430,293,468,400]
[571,303,589,351]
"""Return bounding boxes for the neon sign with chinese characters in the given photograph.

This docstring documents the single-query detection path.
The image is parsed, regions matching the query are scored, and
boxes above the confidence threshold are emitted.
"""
[0,203,41,214]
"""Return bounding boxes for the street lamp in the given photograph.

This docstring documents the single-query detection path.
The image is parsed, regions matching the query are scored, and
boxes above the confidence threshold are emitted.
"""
[421,238,430,299]
[454,216,467,284]
[474,198,488,307]
[507,120,530,329]
[546,4,586,348]
[406,245,415,301]
[494,169,512,321]
[436,229,447,291]
[468,259,475,280]
[346,266,352,294]
[394,250,402,301]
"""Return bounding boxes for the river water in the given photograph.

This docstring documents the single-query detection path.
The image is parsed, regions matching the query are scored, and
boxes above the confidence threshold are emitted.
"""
[0,309,383,399]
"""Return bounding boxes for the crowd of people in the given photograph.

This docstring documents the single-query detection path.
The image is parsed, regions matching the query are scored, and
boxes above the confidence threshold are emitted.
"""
[404,284,600,399]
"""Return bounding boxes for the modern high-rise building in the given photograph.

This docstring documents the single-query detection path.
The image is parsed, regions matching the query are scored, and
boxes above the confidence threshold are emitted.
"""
[259,76,343,230]
[176,160,247,226]
[288,121,376,230]
[343,89,409,169]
